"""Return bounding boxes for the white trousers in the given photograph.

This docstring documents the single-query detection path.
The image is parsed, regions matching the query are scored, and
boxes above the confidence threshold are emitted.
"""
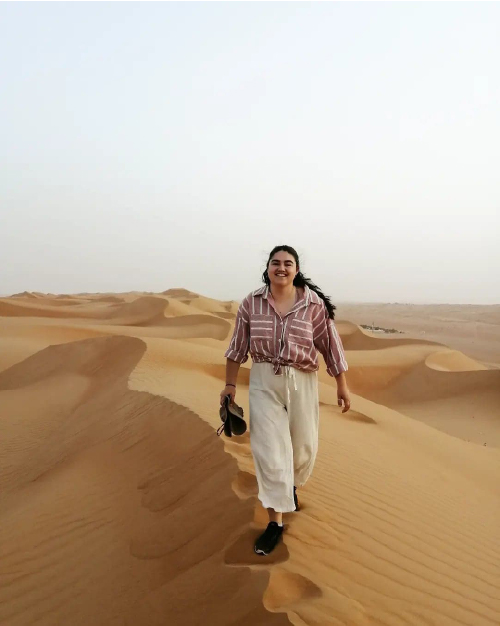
[249,362,320,513]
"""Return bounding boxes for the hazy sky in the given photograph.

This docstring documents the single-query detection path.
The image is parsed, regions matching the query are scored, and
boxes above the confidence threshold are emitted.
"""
[1,2,499,304]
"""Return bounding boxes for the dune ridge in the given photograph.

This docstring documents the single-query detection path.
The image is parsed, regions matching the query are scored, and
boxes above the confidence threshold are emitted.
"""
[0,290,499,625]
[0,336,289,626]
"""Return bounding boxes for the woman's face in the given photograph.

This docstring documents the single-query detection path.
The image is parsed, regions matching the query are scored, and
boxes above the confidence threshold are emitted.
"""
[267,251,298,289]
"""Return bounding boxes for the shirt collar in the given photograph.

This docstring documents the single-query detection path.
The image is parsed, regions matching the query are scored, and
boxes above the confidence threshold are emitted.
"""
[252,284,322,306]
[252,285,268,297]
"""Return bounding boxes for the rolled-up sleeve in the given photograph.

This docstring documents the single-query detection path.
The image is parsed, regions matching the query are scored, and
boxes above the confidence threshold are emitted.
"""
[312,303,348,377]
[224,297,250,364]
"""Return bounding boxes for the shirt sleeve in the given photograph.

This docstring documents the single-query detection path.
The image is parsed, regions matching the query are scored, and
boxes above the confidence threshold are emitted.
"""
[312,302,348,377]
[224,297,250,364]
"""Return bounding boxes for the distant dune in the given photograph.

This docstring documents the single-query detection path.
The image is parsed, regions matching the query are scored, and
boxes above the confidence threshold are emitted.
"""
[0,291,499,625]
[339,302,500,368]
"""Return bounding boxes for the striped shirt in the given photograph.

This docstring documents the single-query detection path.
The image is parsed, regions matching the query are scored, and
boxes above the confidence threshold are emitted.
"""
[224,285,348,377]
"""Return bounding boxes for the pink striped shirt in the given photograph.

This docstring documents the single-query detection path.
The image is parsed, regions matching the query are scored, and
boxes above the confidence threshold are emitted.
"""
[224,285,348,377]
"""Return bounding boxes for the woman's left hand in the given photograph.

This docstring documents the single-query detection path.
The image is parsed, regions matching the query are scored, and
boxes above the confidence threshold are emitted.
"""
[337,384,351,413]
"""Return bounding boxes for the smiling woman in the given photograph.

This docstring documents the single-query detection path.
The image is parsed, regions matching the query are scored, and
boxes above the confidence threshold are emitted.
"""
[220,244,350,556]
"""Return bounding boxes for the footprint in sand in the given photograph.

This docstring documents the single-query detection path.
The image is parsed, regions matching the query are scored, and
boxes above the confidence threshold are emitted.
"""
[264,570,322,611]
[224,438,253,457]
[232,471,258,499]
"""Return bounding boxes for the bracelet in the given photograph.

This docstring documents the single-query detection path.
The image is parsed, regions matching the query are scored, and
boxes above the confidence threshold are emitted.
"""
[225,383,236,388]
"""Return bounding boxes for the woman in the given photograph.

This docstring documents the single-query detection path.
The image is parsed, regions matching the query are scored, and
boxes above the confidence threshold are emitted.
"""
[220,245,350,556]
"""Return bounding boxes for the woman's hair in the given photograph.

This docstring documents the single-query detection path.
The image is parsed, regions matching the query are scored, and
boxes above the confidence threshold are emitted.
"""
[262,245,336,320]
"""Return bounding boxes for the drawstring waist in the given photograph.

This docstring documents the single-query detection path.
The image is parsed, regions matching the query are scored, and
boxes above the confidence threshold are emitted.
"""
[271,360,298,406]
[253,359,298,407]
[284,365,297,407]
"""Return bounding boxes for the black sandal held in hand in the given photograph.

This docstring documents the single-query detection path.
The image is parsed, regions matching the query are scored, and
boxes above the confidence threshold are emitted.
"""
[217,395,247,437]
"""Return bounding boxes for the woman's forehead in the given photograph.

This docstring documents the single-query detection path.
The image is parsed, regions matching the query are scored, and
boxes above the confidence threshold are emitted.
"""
[270,252,296,263]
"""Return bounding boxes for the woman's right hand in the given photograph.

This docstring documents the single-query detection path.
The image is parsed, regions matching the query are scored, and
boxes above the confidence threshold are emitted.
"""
[220,385,236,406]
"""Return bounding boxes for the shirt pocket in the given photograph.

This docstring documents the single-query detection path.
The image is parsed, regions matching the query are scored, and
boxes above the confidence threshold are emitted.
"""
[250,313,275,340]
[288,319,314,348]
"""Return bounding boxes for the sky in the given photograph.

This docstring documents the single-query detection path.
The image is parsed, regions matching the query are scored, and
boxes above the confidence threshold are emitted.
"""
[0,2,499,304]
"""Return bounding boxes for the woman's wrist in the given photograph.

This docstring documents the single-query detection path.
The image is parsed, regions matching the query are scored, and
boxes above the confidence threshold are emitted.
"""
[335,371,347,387]
[225,383,236,388]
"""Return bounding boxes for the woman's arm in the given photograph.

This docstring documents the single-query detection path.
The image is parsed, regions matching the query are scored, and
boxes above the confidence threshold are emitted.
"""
[312,303,350,412]
[312,304,348,377]
[220,358,241,405]
[225,358,241,387]
[335,371,351,413]
[221,298,250,404]
[224,298,250,364]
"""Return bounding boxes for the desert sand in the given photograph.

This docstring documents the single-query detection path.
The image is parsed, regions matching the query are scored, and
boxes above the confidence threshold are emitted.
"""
[0,290,499,625]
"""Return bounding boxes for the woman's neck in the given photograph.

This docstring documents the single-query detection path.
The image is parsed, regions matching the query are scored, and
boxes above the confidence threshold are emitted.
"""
[270,284,296,301]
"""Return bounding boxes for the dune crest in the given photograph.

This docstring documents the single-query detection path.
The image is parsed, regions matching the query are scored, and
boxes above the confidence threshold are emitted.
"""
[0,336,289,626]
[0,289,499,625]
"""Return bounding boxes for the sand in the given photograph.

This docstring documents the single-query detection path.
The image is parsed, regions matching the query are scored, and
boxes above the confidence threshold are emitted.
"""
[0,291,499,625]
[338,303,500,369]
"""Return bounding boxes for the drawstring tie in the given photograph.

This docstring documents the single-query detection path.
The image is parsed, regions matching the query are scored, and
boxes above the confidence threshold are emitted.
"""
[271,360,298,406]
[284,365,297,407]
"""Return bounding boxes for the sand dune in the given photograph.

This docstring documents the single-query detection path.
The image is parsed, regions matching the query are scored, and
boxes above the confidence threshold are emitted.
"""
[0,293,236,331]
[339,302,500,367]
[0,337,287,626]
[0,295,169,325]
[0,291,499,625]
[162,289,238,317]
[94,295,125,303]
[161,297,197,317]
[161,288,200,298]
[339,320,441,351]
[426,349,488,372]
[10,291,47,299]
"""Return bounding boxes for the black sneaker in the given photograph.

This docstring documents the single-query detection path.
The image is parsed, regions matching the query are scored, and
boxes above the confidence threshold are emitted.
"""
[254,522,284,556]
[294,486,300,511]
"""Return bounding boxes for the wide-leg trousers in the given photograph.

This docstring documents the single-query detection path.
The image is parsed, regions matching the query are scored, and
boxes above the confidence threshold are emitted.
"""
[249,362,320,513]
